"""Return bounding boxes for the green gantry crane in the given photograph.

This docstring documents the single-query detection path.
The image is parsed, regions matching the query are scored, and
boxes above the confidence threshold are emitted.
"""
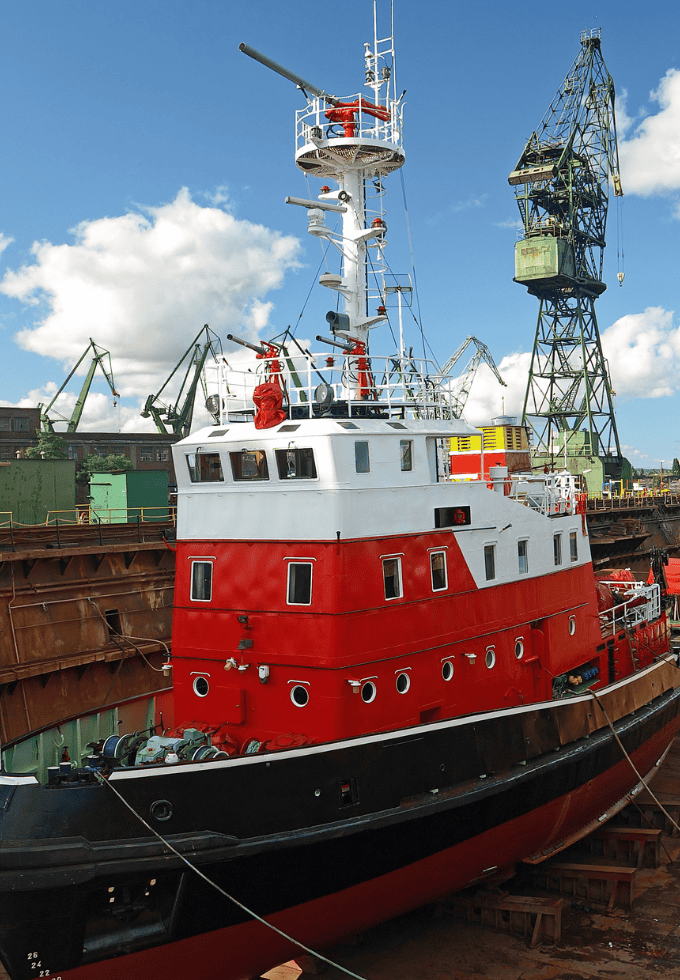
[38,339,119,432]
[509,30,624,475]
[141,325,223,438]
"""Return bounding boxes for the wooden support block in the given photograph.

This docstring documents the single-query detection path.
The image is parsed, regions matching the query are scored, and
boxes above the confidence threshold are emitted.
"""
[450,891,562,945]
[596,826,663,868]
[546,861,636,911]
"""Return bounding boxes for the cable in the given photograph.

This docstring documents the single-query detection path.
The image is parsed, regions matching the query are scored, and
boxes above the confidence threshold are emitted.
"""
[289,243,332,338]
[588,688,680,835]
[93,770,371,980]
[399,170,427,361]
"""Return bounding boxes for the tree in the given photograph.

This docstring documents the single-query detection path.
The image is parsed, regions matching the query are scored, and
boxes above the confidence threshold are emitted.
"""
[672,458,680,478]
[25,431,69,460]
[76,454,134,484]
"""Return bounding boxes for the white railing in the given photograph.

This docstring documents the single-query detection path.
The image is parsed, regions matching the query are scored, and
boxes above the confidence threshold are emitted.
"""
[598,581,661,634]
[295,92,404,154]
[217,350,467,422]
[509,471,579,516]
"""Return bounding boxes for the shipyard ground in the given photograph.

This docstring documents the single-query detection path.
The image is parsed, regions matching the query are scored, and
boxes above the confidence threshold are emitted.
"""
[265,845,680,979]
[266,739,680,980]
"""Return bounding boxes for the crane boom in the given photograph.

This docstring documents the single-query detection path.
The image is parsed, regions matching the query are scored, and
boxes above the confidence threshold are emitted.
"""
[440,336,506,419]
[141,325,223,438]
[38,339,119,432]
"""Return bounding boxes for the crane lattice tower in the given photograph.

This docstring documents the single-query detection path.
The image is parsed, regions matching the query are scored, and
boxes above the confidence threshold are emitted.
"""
[508,30,623,468]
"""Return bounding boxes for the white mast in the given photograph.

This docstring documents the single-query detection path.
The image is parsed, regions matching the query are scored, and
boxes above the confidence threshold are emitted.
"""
[292,0,405,347]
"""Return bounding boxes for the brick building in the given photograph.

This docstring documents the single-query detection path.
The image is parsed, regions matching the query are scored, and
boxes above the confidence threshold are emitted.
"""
[0,408,180,486]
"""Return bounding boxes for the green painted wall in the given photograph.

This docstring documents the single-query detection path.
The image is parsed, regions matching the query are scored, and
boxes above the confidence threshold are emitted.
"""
[89,470,169,523]
[0,460,76,525]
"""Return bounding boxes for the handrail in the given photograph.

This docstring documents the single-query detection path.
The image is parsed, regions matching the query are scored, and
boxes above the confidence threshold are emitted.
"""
[86,505,176,525]
[598,581,661,634]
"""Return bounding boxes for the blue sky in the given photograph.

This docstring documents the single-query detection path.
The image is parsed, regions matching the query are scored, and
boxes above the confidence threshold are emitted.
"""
[0,0,679,467]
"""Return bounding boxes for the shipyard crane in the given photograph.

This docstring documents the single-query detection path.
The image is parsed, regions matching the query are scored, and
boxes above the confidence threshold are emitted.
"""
[141,325,223,438]
[441,336,506,419]
[508,30,623,474]
[38,339,119,432]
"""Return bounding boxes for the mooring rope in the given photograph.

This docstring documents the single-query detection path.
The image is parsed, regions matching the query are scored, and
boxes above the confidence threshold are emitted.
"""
[588,688,680,836]
[93,769,371,980]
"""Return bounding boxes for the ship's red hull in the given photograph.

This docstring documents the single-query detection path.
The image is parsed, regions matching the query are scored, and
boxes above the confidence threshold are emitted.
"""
[41,709,680,980]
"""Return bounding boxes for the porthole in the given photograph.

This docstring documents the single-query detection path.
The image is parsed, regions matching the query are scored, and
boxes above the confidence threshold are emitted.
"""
[150,800,173,822]
[193,676,209,697]
[290,685,309,707]
[361,681,377,703]
[569,617,576,636]
[485,648,496,669]
[514,639,524,660]
[442,660,454,682]
[396,672,410,694]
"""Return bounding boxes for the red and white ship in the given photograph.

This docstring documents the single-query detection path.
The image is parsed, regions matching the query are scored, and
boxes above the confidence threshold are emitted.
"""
[0,9,679,980]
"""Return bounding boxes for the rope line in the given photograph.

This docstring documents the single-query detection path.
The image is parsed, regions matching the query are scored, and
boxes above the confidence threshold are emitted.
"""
[93,770,371,980]
[588,688,680,835]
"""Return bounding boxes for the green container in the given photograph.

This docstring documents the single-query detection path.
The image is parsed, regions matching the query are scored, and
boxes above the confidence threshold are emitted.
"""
[89,471,169,524]
[0,460,76,525]
[515,236,575,283]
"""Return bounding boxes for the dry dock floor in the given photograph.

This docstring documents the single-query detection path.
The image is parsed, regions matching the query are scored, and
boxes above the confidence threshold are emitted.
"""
[266,838,680,980]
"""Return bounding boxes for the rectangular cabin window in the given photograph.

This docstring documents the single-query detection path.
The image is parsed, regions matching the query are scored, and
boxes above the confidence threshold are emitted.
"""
[400,440,413,472]
[275,447,317,480]
[191,561,213,601]
[287,562,313,605]
[383,557,403,599]
[570,530,578,562]
[435,505,471,528]
[518,539,528,575]
[229,449,269,481]
[430,551,448,591]
[355,441,370,473]
[187,452,224,483]
[484,544,496,581]
[554,533,563,566]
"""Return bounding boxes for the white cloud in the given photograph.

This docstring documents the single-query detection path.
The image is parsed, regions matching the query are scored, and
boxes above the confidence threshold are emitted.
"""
[1,188,301,430]
[601,306,680,399]
[461,352,531,427]
[451,193,488,214]
[618,69,680,197]
[0,233,13,257]
[494,218,523,230]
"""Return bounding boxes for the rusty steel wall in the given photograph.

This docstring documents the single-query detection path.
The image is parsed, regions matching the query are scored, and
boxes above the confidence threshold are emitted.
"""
[0,523,175,744]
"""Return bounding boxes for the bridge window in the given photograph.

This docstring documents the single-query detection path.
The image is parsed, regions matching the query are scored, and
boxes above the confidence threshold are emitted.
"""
[383,557,403,599]
[187,452,224,482]
[484,544,496,581]
[430,551,448,591]
[191,561,213,601]
[570,531,578,562]
[287,562,313,605]
[554,533,563,566]
[400,440,413,472]
[518,539,528,575]
[230,449,268,481]
[355,441,370,473]
[275,447,317,480]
